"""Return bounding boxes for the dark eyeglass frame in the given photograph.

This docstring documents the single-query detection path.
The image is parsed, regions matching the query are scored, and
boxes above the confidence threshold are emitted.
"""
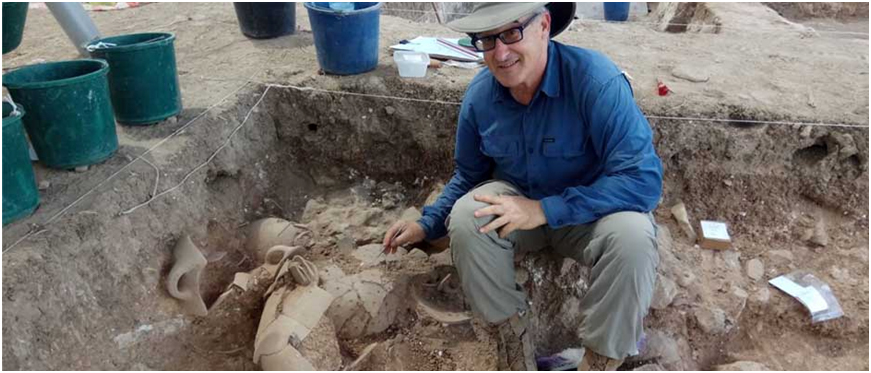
[470,12,542,52]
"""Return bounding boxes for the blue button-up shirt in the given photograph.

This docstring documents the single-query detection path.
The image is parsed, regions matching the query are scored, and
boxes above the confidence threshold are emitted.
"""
[418,41,663,241]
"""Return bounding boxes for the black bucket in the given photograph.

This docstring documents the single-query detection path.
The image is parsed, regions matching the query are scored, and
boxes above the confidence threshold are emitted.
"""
[233,2,296,39]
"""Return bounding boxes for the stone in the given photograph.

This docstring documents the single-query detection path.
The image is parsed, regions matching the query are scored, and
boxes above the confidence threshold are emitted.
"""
[336,233,356,254]
[671,65,710,83]
[166,235,208,316]
[637,329,680,365]
[399,207,422,222]
[809,220,828,247]
[799,125,813,138]
[714,361,769,371]
[751,287,771,305]
[37,180,50,191]
[651,275,678,310]
[694,306,727,334]
[634,363,665,371]
[720,250,741,270]
[830,266,857,286]
[767,250,794,265]
[407,248,428,260]
[424,183,445,206]
[669,202,697,242]
[318,263,345,283]
[746,259,764,281]
[384,106,396,116]
[353,244,406,266]
[430,249,453,267]
[74,165,89,172]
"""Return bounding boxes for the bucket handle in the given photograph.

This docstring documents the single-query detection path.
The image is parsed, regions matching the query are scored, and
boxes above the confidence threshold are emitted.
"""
[85,41,118,52]
[3,95,21,117]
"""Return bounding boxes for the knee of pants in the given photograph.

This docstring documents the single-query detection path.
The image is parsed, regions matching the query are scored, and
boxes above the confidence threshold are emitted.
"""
[602,228,659,273]
[448,192,494,236]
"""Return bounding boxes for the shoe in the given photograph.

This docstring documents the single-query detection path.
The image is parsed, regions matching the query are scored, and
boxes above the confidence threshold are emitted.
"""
[577,348,623,371]
[495,311,537,371]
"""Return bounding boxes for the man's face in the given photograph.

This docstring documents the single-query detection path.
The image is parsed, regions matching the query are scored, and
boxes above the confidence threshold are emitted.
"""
[477,12,551,89]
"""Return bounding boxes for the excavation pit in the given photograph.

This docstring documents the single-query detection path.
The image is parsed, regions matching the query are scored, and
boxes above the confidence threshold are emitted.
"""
[2,79,867,370]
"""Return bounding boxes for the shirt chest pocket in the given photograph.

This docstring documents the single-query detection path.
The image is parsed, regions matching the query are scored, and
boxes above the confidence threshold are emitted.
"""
[542,140,585,159]
[480,136,520,158]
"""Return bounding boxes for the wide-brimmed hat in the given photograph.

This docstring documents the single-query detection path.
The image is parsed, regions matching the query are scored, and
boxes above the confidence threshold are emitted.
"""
[446,2,576,38]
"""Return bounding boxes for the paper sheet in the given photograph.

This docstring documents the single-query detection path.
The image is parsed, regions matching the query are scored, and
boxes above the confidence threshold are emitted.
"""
[700,220,730,241]
[390,37,483,62]
[770,276,829,313]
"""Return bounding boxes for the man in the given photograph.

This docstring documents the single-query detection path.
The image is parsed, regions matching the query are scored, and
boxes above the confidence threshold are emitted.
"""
[383,2,663,371]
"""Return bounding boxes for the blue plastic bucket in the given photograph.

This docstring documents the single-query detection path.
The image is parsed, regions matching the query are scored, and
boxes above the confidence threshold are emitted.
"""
[304,2,381,75]
[604,2,630,22]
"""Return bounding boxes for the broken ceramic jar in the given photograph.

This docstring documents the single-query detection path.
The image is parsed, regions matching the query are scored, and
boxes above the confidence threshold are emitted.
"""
[322,268,409,338]
[247,218,311,263]
[254,256,341,370]
[166,234,208,316]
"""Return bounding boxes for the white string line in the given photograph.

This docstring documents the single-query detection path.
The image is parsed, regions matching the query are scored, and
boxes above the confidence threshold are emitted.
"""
[2,75,257,254]
[259,80,867,129]
[119,85,272,215]
[379,7,870,36]
[645,115,868,129]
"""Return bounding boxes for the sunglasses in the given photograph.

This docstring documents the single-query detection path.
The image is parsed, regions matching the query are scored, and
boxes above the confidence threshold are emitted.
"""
[471,13,542,52]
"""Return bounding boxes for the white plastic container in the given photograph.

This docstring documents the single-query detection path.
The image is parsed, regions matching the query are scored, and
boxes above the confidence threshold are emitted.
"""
[393,51,429,78]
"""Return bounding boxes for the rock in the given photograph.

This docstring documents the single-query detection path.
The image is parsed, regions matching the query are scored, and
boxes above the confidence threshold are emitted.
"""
[407,248,428,260]
[830,266,857,286]
[671,65,710,83]
[37,180,50,191]
[675,270,696,288]
[750,287,771,305]
[430,249,453,267]
[809,220,828,247]
[799,125,813,138]
[353,244,406,266]
[515,267,529,285]
[827,132,858,160]
[714,361,768,371]
[165,116,178,125]
[669,202,697,242]
[74,165,89,172]
[637,330,680,365]
[399,207,422,222]
[634,363,665,371]
[384,106,396,116]
[336,233,356,254]
[651,275,678,310]
[746,259,764,281]
[767,250,794,265]
[694,306,727,334]
[424,183,445,206]
[720,250,741,270]
[318,263,345,283]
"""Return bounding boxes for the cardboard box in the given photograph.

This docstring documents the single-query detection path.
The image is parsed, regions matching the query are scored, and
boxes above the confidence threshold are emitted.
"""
[699,220,731,250]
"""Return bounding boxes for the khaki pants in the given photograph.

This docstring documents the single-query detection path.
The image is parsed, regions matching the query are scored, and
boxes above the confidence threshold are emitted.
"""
[447,180,659,360]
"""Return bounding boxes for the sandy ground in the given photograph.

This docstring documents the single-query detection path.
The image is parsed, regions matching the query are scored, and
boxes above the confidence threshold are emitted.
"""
[1,2,868,371]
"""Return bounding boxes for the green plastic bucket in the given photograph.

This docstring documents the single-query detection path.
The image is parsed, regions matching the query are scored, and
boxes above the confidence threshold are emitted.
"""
[2,2,29,54]
[2,102,40,225]
[2,59,118,169]
[87,32,182,125]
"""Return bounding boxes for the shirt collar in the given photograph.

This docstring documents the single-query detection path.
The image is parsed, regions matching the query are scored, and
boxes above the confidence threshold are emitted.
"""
[491,41,561,104]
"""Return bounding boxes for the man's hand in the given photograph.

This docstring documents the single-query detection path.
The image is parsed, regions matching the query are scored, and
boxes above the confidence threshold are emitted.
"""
[473,194,547,238]
[382,221,426,254]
